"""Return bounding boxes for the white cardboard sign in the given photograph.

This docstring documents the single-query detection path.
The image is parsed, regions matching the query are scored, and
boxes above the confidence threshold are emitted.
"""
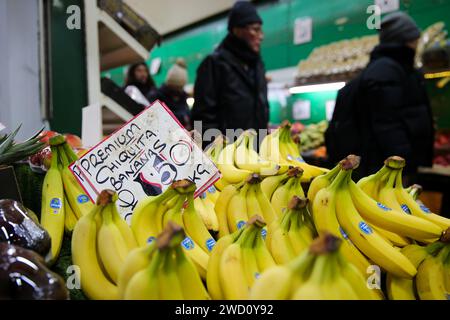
[70,100,220,222]
[293,17,313,45]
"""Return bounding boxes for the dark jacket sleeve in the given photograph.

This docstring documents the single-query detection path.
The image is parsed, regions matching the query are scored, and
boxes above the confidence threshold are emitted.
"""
[191,55,221,132]
[362,59,412,161]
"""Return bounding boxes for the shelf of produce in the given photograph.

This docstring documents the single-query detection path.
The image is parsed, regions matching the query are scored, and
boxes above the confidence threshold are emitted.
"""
[418,165,450,177]
[97,8,149,71]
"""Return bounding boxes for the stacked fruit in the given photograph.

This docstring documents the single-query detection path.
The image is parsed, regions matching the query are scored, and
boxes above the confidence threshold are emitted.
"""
[297,120,328,152]
[260,121,328,182]
[131,179,216,278]
[120,221,210,300]
[71,190,137,300]
[386,233,450,300]
[40,135,94,264]
[214,174,277,238]
[250,233,381,300]
[309,155,444,278]
[207,215,276,300]
[266,196,316,264]
[194,186,220,232]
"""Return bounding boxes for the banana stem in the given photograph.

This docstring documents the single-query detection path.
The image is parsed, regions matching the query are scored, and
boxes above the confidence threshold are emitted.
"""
[49,145,59,169]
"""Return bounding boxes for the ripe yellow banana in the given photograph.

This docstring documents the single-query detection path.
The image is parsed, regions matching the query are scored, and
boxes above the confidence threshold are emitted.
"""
[307,163,340,207]
[41,144,65,265]
[254,182,277,226]
[64,195,78,233]
[219,241,249,299]
[217,143,252,183]
[260,171,289,200]
[227,183,249,233]
[214,184,238,238]
[415,253,447,300]
[71,192,118,300]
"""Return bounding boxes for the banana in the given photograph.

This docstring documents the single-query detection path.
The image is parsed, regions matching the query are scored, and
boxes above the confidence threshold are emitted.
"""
[356,165,391,199]
[183,194,217,254]
[254,182,277,226]
[386,244,429,300]
[334,161,417,279]
[287,198,314,255]
[415,253,447,300]
[197,195,219,232]
[227,183,249,233]
[175,245,210,300]
[181,236,209,279]
[131,187,178,246]
[71,192,118,300]
[378,170,407,213]
[217,143,252,184]
[307,163,340,207]
[214,184,238,238]
[110,203,138,251]
[394,171,450,230]
[271,178,295,216]
[207,232,240,300]
[214,177,231,192]
[157,249,184,300]
[249,265,294,300]
[58,145,94,218]
[219,241,249,299]
[253,224,276,270]
[123,249,161,300]
[240,225,261,288]
[349,180,442,241]
[41,144,65,264]
[97,204,130,284]
[407,184,423,201]
[260,171,288,200]
[246,184,264,220]
[205,185,220,204]
[118,242,156,298]
[270,217,296,264]
[64,195,78,232]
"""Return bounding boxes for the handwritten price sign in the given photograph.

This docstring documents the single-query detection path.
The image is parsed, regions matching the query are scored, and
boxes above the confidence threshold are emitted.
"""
[70,100,220,222]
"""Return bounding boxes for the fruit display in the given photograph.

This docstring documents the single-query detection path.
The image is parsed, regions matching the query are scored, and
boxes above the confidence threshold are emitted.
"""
[0,243,69,300]
[297,120,328,153]
[0,199,50,256]
[251,233,381,300]
[433,131,450,168]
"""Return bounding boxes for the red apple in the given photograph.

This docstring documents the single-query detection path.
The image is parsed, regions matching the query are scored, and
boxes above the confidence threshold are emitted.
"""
[64,133,83,148]
[39,130,58,145]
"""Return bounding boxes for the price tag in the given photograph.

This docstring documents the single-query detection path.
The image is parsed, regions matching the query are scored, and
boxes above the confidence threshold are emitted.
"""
[69,100,220,221]
[293,17,313,45]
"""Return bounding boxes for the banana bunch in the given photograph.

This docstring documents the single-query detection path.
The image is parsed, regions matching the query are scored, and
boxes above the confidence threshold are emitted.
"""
[204,135,230,191]
[194,191,219,232]
[214,174,277,238]
[358,156,450,232]
[131,180,216,278]
[71,190,137,299]
[250,233,381,300]
[266,196,316,264]
[207,215,276,300]
[386,234,450,300]
[261,166,305,216]
[55,137,94,233]
[311,155,441,278]
[214,131,283,188]
[120,221,210,300]
[259,121,328,182]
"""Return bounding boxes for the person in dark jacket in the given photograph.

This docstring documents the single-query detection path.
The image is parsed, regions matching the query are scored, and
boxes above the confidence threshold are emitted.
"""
[357,12,434,178]
[148,59,192,130]
[191,1,269,147]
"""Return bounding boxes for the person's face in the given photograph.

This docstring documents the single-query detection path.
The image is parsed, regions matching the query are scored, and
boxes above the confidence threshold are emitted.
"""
[134,64,149,83]
[406,39,419,51]
[233,23,264,53]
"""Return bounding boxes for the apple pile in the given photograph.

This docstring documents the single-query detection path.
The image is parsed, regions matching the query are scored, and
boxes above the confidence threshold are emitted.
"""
[433,131,450,167]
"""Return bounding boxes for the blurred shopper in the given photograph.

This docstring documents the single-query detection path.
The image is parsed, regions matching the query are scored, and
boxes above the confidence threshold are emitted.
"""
[148,59,192,130]
[124,62,156,105]
[192,1,269,146]
[326,12,434,180]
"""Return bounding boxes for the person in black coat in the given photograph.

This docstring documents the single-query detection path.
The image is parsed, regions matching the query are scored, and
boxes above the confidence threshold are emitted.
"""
[148,59,192,130]
[357,12,434,178]
[191,1,269,147]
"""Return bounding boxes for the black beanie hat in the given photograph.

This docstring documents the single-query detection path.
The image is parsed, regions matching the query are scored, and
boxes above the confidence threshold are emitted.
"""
[228,1,262,31]
[379,12,421,44]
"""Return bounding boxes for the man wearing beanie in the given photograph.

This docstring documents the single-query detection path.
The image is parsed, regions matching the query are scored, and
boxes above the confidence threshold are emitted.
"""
[329,11,434,180]
[147,58,192,130]
[192,0,269,147]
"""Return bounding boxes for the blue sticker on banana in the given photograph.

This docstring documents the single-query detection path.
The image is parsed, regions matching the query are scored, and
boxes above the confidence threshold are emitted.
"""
[358,222,373,235]
[420,204,431,213]
[401,204,411,214]
[182,237,195,250]
[77,194,89,204]
[237,220,246,230]
[206,238,216,251]
[207,186,216,194]
[377,203,391,211]
[261,228,267,240]
[199,192,207,200]
[339,227,349,239]
[50,198,62,212]
[254,272,261,279]
[147,236,156,244]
